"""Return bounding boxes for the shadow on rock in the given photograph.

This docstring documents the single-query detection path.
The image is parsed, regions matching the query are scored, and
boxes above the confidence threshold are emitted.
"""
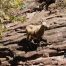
[17,38,38,52]
[17,37,48,52]
[9,56,25,66]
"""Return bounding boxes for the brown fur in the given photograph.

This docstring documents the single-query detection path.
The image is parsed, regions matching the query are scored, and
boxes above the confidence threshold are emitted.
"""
[26,22,49,41]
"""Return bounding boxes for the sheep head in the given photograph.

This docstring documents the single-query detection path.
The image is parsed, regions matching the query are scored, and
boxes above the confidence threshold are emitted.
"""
[42,22,49,29]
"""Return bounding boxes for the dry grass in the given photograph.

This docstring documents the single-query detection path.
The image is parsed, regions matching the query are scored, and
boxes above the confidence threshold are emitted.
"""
[56,0,66,7]
[0,0,26,40]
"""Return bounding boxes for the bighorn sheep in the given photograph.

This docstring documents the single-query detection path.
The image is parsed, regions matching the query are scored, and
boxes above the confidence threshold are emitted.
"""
[26,21,49,42]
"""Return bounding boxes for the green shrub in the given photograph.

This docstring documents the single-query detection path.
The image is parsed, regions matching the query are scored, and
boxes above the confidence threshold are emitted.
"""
[0,0,26,39]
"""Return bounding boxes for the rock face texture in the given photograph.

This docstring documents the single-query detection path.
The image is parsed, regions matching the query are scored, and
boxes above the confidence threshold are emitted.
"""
[0,1,66,66]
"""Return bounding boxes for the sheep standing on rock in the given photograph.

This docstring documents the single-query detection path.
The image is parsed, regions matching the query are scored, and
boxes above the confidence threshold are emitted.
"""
[26,21,49,42]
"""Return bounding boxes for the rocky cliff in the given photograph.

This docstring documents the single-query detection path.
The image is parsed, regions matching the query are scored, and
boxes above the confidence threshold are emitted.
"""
[0,0,66,66]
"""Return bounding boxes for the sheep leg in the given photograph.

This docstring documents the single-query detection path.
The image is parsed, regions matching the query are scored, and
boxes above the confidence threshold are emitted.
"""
[27,34,29,40]
[27,34,30,41]
[28,35,33,42]
[39,2,46,10]
[39,2,49,10]
[45,4,49,10]
[39,37,47,47]
[33,38,40,44]
[41,38,47,42]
